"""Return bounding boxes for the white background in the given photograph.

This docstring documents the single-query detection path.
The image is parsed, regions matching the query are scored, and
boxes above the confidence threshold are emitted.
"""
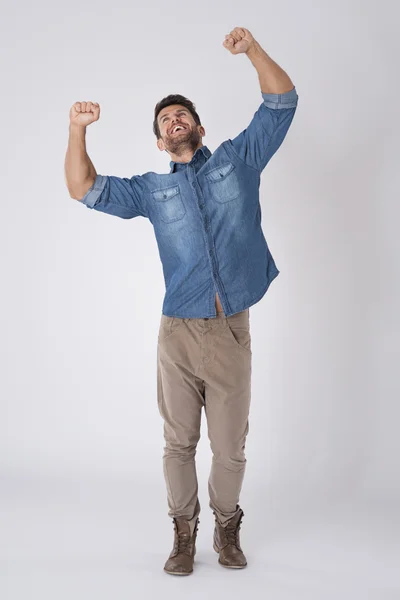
[1,0,399,598]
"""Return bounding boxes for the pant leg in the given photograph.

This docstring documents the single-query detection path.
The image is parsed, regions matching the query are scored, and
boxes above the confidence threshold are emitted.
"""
[157,315,204,533]
[203,309,252,525]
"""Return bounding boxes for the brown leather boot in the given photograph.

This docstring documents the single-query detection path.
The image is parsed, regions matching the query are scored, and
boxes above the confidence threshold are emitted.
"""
[213,509,247,568]
[163,517,199,575]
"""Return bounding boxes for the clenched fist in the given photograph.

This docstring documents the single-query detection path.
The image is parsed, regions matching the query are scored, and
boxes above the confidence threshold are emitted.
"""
[69,101,100,128]
[223,27,255,55]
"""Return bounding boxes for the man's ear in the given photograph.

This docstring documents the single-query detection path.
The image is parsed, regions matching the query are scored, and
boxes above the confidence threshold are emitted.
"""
[157,137,165,152]
[199,125,206,137]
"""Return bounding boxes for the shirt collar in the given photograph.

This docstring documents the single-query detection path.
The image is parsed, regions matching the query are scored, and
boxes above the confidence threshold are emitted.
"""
[169,145,212,173]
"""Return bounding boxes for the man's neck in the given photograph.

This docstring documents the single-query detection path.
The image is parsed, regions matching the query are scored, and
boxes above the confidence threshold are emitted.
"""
[168,144,203,165]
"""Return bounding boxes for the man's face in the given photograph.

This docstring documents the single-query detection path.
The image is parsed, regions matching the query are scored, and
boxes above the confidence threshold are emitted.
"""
[156,104,205,155]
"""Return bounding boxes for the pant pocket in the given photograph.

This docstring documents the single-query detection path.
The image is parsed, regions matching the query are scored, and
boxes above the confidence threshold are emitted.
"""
[226,321,251,354]
[158,316,186,343]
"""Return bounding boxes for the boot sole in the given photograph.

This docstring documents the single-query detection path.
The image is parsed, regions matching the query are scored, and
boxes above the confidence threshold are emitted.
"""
[213,542,247,569]
[164,569,193,575]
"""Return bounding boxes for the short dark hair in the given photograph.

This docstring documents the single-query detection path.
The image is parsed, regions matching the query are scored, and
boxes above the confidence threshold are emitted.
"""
[153,94,201,139]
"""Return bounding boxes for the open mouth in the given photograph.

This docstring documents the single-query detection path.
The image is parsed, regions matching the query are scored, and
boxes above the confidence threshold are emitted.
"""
[170,125,187,135]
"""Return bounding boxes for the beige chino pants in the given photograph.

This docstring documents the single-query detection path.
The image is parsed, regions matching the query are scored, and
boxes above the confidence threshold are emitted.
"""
[156,308,252,534]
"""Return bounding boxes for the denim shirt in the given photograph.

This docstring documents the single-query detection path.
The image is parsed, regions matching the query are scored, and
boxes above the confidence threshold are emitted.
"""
[80,87,298,318]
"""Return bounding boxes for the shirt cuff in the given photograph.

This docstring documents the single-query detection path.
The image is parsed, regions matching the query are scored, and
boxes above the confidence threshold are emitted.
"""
[80,174,107,207]
[261,86,298,109]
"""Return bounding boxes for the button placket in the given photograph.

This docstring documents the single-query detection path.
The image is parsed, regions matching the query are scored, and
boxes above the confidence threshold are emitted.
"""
[189,166,227,318]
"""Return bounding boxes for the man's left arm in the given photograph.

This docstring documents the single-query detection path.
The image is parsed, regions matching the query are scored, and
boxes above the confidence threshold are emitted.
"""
[224,27,299,172]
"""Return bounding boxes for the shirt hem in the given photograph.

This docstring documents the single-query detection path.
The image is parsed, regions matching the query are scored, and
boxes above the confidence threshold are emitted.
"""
[161,270,280,319]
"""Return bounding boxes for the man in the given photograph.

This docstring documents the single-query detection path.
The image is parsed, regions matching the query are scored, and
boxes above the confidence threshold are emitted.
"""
[64,27,298,575]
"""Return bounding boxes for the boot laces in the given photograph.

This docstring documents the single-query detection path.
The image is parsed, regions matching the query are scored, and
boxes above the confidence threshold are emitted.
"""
[174,520,199,555]
[225,520,241,546]
[176,530,190,554]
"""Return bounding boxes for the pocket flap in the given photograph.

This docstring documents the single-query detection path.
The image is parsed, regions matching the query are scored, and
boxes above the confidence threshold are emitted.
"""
[152,185,180,202]
[205,162,235,183]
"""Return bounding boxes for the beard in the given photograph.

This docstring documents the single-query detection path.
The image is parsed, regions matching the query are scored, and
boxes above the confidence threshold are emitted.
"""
[163,125,202,156]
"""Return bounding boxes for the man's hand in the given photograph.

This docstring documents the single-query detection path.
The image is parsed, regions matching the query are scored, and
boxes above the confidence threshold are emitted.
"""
[222,27,256,55]
[69,101,101,128]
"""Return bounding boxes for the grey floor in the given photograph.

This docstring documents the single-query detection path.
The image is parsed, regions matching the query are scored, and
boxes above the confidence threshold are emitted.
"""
[1,474,398,600]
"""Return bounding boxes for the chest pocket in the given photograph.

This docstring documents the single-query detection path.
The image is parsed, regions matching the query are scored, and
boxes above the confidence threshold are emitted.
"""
[204,161,240,203]
[151,184,186,223]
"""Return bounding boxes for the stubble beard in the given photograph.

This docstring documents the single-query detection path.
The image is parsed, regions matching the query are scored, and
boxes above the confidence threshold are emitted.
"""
[164,126,202,157]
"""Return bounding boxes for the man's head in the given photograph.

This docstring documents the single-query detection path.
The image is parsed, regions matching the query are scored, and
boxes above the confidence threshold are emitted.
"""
[153,94,206,159]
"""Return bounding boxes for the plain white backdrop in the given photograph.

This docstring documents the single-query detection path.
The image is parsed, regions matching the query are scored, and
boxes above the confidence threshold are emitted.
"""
[1,0,399,598]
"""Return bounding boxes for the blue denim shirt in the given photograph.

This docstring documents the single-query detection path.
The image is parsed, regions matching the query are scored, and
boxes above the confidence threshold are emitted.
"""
[80,87,298,318]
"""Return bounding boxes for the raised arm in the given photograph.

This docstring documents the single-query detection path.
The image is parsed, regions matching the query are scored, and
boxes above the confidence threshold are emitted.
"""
[64,101,148,219]
[64,101,100,200]
[223,27,298,172]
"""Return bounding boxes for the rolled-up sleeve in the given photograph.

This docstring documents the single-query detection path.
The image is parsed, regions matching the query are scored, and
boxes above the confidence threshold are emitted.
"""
[229,86,299,172]
[80,173,148,219]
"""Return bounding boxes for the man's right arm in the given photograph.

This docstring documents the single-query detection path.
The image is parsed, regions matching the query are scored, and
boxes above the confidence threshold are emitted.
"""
[64,122,97,200]
[64,101,148,220]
